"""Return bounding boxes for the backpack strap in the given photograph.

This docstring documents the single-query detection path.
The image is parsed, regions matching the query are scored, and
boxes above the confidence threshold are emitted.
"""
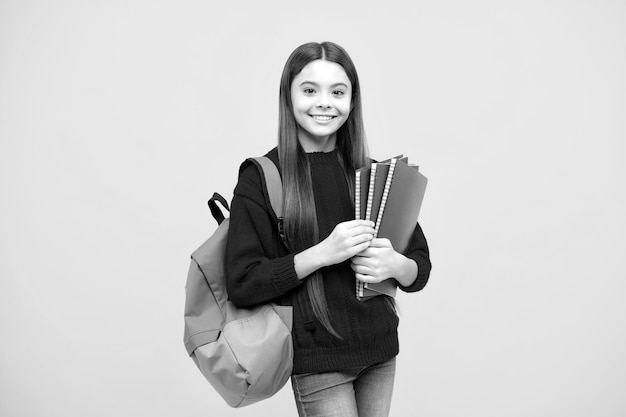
[251,156,283,218]
[248,156,288,248]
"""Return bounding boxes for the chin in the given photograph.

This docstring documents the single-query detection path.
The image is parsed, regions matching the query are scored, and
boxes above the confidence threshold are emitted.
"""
[308,124,340,137]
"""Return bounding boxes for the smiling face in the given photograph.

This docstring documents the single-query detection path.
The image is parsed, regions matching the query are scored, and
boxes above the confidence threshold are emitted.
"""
[290,59,352,152]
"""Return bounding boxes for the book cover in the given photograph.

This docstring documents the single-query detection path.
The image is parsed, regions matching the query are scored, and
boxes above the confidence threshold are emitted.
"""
[377,161,427,254]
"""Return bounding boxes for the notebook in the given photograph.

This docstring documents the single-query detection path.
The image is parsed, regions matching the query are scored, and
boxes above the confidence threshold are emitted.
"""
[355,156,427,301]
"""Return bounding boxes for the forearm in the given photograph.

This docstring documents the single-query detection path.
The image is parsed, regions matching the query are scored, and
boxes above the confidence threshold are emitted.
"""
[294,241,336,279]
[294,219,375,279]
[294,245,325,279]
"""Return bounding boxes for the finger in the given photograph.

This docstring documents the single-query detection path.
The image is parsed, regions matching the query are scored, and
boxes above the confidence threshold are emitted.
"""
[353,247,374,258]
[350,257,367,272]
[345,219,375,229]
[350,240,373,256]
[344,226,374,240]
[353,252,379,269]
[351,264,371,275]
[368,238,393,248]
[355,273,377,283]
[351,254,364,264]
[350,233,374,247]
[351,225,376,237]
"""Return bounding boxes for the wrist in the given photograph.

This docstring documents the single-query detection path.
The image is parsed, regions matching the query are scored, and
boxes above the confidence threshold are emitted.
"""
[294,244,326,280]
[394,254,418,287]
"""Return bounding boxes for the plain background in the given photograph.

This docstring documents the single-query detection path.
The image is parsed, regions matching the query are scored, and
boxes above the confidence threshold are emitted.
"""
[1,1,625,416]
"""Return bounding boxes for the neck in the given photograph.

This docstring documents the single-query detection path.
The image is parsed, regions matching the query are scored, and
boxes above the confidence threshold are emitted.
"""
[297,130,337,153]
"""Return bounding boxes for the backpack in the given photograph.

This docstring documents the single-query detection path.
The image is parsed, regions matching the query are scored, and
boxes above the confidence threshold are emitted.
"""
[183,156,293,408]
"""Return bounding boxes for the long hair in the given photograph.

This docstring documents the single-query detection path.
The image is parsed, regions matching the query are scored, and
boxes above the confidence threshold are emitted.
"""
[277,42,369,337]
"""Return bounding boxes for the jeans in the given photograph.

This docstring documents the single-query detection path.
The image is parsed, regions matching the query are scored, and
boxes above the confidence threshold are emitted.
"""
[291,357,396,417]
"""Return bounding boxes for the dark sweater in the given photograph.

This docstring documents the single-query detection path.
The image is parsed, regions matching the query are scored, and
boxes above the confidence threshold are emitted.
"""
[225,147,431,374]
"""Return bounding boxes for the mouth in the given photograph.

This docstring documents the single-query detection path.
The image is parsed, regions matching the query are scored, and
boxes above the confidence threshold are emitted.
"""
[309,114,336,122]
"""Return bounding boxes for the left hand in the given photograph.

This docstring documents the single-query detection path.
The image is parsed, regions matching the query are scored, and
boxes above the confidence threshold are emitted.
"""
[350,238,400,284]
[351,238,419,287]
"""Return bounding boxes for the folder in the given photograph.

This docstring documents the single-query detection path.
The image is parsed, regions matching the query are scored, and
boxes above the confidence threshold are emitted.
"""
[377,160,428,254]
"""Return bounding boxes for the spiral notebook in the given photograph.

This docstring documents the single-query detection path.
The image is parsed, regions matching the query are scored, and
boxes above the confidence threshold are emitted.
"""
[355,156,428,301]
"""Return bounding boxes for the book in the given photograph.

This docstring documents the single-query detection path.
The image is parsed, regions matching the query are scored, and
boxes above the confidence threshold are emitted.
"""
[355,158,395,298]
[364,163,378,223]
[355,156,428,301]
[373,158,397,237]
[359,158,399,299]
[357,158,398,300]
[355,169,362,221]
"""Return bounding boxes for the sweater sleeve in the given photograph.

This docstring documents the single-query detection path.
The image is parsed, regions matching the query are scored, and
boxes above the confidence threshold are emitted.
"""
[225,161,303,308]
[398,222,432,293]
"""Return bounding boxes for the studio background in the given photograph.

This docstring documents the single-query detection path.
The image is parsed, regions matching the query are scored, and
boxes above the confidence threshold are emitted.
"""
[1,1,624,416]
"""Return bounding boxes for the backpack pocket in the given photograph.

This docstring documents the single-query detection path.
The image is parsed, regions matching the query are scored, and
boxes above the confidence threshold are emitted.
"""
[192,303,293,407]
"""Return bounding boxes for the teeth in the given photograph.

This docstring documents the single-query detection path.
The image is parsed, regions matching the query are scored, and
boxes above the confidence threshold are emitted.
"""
[312,115,334,121]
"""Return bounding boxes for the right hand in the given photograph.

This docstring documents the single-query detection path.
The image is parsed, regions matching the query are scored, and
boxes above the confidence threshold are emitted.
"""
[317,220,375,267]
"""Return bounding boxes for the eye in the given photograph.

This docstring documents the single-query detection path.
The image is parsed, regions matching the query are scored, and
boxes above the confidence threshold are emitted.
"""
[332,90,345,97]
[303,87,316,95]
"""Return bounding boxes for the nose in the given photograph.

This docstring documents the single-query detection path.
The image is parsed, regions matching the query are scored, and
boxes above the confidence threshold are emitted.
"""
[316,93,331,109]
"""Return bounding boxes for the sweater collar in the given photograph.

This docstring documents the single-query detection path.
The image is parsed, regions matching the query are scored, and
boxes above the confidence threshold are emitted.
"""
[306,148,340,164]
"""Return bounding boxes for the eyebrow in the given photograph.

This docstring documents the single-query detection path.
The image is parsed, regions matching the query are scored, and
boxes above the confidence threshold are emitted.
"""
[299,81,349,88]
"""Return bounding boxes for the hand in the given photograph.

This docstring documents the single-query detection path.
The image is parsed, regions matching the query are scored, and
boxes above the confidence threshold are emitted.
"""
[294,220,375,279]
[351,238,418,286]
[317,220,376,267]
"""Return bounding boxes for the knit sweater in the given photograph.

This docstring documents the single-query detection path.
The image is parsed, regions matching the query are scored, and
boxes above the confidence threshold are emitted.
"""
[225,147,431,375]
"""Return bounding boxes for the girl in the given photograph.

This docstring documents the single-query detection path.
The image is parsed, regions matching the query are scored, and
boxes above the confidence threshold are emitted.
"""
[225,41,431,417]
